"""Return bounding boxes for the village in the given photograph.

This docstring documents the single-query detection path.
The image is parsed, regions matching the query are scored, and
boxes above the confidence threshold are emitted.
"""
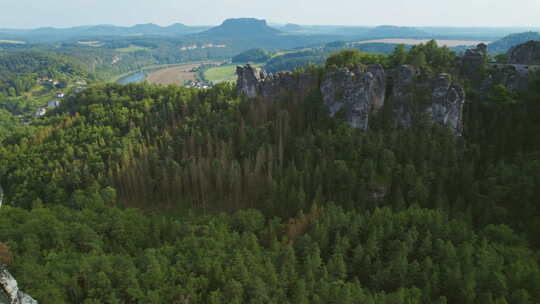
[33,79,88,118]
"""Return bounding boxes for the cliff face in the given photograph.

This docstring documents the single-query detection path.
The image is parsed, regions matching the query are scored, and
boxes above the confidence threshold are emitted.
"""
[460,43,487,83]
[460,42,540,92]
[236,64,465,135]
[236,64,318,98]
[508,40,540,65]
[320,65,385,130]
[391,66,465,135]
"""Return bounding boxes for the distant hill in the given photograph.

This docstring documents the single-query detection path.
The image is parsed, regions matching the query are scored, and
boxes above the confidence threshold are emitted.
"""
[200,18,281,38]
[0,23,211,43]
[280,23,303,32]
[364,25,428,39]
[488,31,540,54]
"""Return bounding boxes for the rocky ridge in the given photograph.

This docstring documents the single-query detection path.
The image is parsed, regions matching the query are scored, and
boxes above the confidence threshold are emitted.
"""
[236,63,466,135]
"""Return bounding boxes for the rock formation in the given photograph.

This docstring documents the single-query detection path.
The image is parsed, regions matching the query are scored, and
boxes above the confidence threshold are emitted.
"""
[391,66,465,135]
[460,43,487,83]
[459,42,540,92]
[236,64,318,98]
[236,63,465,135]
[320,65,385,130]
[236,65,266,98]
[0,185,37,304]
[0,267,37,304]
[427,74,466,135]
[508,40,540,65]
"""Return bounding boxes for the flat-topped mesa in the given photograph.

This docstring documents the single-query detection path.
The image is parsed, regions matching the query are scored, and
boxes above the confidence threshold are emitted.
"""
[321,64,386,130]
[391,65,465,135]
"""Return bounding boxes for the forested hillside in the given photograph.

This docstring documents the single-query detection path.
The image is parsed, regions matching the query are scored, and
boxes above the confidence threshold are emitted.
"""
[0,44,539,303]
[0,52,89,97]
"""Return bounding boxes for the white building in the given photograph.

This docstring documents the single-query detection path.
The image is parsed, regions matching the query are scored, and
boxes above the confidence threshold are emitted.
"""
[35,107,46,117]
[47,100,61,108]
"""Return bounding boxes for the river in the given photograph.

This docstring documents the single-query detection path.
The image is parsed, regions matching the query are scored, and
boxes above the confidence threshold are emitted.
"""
[117,71,146,84]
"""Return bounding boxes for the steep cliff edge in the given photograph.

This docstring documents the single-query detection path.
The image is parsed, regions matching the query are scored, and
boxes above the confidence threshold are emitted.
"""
[320,65,385,130]
[236,64,318,98]
[236,64,465,135]
[461,42,540,92]
[391,66,465,135]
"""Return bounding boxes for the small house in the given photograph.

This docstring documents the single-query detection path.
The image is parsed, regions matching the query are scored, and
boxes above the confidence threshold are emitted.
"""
[47,100,61,108]
[35,107,46,117]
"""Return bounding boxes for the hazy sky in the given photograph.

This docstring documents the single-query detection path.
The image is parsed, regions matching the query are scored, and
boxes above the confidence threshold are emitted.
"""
[1,0,539,28]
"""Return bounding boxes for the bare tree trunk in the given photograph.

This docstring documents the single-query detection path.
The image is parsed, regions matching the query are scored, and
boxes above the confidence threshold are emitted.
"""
[0,184,37,304]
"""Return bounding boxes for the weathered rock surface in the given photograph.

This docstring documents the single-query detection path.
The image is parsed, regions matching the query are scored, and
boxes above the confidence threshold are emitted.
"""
[236,64,318,98]
[391,66,466,135]
[459,42,540,92]
[427,74,466,135]
[460,43,487,83]
[236,65,267,98]
[0,266,37,304]
[320,64,385,130]
[485,63,535,92]
[508,40,540,65]
[236,64,465,134]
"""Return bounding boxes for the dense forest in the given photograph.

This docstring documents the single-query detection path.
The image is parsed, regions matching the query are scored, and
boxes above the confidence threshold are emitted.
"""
[0,43,539,303]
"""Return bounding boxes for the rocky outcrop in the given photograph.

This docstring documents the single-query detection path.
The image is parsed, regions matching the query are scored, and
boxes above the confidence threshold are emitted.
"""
[484,63,534,92]
[460,43,487,84]
[459,42,540,92]
[236,64,465,134]
[391,66,465,135]
[320,64,385,130]
[508,40,540,65]
[391,65,417,128]
[427,74,466,135]
[236,64,318,98]
[0,267,37,304]
[236,65,267,98]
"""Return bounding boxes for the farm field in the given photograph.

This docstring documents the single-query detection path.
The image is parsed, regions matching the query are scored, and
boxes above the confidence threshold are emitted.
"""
[354,38,490,47]
[0,40,26,44]
[204,63,262,83]
[146,64,200,85]
[115,45,149,53]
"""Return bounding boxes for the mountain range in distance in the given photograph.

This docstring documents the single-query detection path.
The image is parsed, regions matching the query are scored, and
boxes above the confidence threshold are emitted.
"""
[2,18,540,43]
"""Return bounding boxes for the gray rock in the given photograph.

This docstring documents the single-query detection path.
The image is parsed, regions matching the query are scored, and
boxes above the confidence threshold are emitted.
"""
[236,63,465,135]
[320,64,386,130]
[427,74,466,135]
[391,66,465,135]
[391,65,417,128]
[508,40,540,65]
[460,43,487,84]
[236,64,267,98]
[236,64,317,98]
[0,266,38,304]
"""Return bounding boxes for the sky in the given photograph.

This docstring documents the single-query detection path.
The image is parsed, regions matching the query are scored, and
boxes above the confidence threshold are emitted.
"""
[1,0,539,28]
